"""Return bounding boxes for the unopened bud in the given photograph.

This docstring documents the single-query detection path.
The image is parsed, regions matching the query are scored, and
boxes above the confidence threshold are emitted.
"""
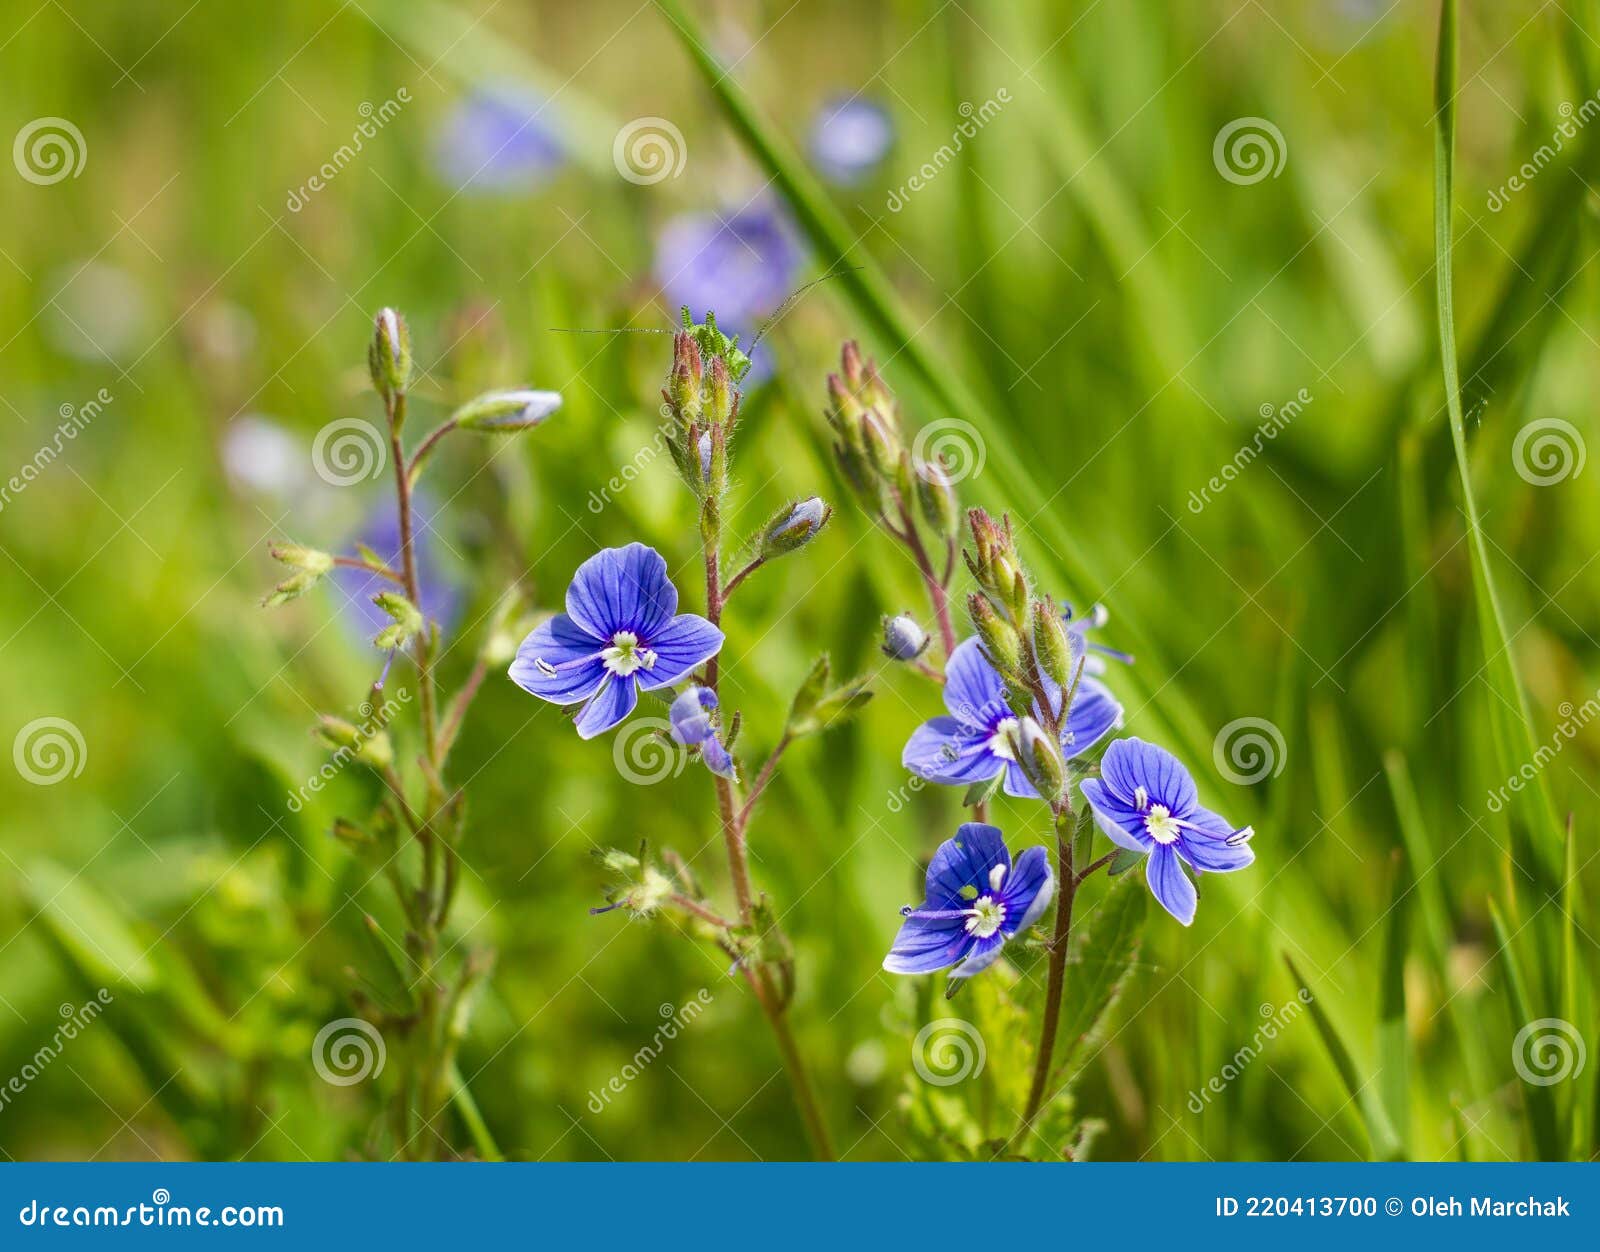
[454,389,562,432]
[881,613,930,661]
[1008,715,1065,804]
[369,307,412,403]
[915,459,960,537]
[372,591,423,650]
[762,497,830,557]
[1031,599,1077,689]
[969,593,1021,674]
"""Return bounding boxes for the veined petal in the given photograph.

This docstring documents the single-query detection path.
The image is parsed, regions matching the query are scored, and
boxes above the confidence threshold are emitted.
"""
[508,614,606,704]
[942,637,1006,730]
[1177,807,1255,873]
[1147,842,1197,926]
[638,613,724,690]
[1002,845,1055,934]
[1064,676,1122,757]
[947,931,1007,981]
[903,720,1002,786]
[1080,776,1151,853]
[573,674,639,739]
[1100,736,1199,818]
[565,543,678,640]
[925,822,1009,908]
[883,913,972,974]
[1001,758,1040,800]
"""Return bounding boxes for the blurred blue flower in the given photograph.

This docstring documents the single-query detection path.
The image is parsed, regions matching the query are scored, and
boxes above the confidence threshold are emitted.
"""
[902,637,1122,799]
[884,822,1053,980]
[431,85,565,193]
[1080,737,1255,926]
[509,543,724,738]
[1063,601,1133,675]
[334,492,463,642]
[654,204,803,384]
[809,95,893,185]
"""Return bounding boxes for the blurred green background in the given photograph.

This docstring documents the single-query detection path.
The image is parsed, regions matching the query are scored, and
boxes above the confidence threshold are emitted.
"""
[1,0,1597,1162]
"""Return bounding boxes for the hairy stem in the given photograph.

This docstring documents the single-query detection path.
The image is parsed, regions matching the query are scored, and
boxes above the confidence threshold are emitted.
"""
[1020,804,1077,1133]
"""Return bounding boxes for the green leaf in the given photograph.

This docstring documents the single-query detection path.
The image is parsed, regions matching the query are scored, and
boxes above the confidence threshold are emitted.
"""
[23,859,160,993]
[963,772,1003,808]
[1105,847,1142,878]
[1283,954,1404,1160]
[1377,850,1411,1153]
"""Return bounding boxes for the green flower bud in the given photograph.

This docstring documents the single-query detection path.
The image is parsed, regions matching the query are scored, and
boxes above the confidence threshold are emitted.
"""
[761,497,830,558]
[881,613,930,661]
[1030,599,1077,690]
[315,716,361,752]
[914,458,961,538]
[368,307,412,403]
[453,389,562,432]
[1007,715,1065,806]
[371,591,423,650]
[968,593,1022,675]
[354,730,394,772]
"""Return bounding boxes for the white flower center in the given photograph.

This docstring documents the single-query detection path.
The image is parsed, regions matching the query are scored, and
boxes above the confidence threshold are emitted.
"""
[965,895,1006,939]
[987,716,1020,761]
[601,631,656,677]
[1144,803,1180,845]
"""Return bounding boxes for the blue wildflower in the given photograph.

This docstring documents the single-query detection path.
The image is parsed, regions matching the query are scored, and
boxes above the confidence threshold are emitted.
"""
[884,822,1053,980]
[902,637,1122,799]
[431,85,565,193]
[668,685,738,781]
[509,543,724,739]
[1063,601,1133,676]
[1080,737,1255,926]
[809,95,893,185]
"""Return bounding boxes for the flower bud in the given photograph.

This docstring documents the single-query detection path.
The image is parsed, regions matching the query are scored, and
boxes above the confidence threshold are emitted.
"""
[269,542,334,574]
[1007,715,1065,805]
[965,508,1027,621]
[669,686,718,746]
[368,307,412,403]
[697,431,713,484]
[315,716,361,752]
[915,458,960,538]
[1030,599,1078,690]
[371,591,423,650]
[453,389,561,432]
[761,497,830,558]
[968,593,1021,675]
[881,613,930,661]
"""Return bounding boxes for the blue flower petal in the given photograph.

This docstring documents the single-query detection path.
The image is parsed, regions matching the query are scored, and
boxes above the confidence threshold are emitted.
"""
[903,719,1001,785]
[638,613,724,690]
[942,637,1006,729]
[1002,845,1055,934]
[883,913,972,974]
[1079,776,1151,852]
[669,685,716,745]
[1101,737,1199,818]
[925,822,1009,908]
[948,931,1008,981]
[1147,843,1197,926]
[1178,807,1255,873]
[701,735,738,781]
[565,543,678,641]
[573,674,639,739]
[1065,676,1123,757]
[508,614,606,704]
[1001,758,1039,800]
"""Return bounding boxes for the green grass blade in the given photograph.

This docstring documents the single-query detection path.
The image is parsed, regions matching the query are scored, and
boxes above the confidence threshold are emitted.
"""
[1283,953,1404,1161]
[1432,0,1564,883]
[1487,899,1563,1159]
[1377,850,1411,1152]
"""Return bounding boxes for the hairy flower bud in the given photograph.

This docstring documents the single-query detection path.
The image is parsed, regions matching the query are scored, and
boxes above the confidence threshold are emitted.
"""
[371,591,423,650]
[881,613,930,661]
[914,458,960,538]
[969,593,1021,675]
[1007,715,1065,805]
[1030,599,1078,689]
[761,497,830,558]
[368,307,412,404]
[965,508,1027,622]
[453,388,562,432]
